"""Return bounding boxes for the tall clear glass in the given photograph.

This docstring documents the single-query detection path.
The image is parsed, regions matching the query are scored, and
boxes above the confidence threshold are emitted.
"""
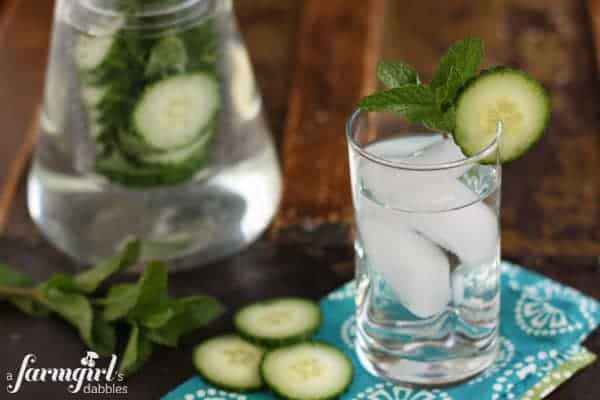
[28,0,281,269]
[346,110,502,385]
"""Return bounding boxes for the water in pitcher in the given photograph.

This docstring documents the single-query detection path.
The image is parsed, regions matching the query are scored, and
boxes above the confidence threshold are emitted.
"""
[351,134,501,383]
[28,0,281,267]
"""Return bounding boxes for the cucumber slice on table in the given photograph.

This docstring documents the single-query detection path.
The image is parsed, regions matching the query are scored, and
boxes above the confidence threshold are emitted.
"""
[261,342,353,400]
[132,73,220,151]
[234,298,321,347]
[193,335,265,392]
[454,67,550,163]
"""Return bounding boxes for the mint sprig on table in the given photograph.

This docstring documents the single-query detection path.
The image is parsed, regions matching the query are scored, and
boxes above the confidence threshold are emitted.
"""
[359,37,483,133]
[359,37,551,162]
[0,240,224,376]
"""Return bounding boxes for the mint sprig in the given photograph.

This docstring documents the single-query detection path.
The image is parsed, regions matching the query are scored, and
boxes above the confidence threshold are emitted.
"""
[430,37,483,90]
[376,61,418,87]
[359,37,484,133]
[0,240,224,376]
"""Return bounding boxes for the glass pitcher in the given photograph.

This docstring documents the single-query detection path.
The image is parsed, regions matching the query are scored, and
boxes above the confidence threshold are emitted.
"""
[28,0,282,269]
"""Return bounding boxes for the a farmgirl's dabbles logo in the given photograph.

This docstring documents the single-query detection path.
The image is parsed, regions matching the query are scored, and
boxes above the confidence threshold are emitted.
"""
[5,351,127,395]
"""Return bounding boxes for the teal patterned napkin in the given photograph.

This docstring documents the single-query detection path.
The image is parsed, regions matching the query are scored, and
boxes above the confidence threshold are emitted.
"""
[163,262,599,400]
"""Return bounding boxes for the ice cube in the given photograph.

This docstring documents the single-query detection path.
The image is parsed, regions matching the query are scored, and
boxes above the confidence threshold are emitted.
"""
[405,137,465,163]
[405,137,472,179]
[405,182,499,265]
[359,138,473,210]
[366,135,442,159]
[358,150,499,265]
[358,203,451,318]
[358,160,479,212]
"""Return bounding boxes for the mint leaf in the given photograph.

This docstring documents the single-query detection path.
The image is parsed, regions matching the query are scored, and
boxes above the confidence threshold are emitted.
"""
[377,61,418,88]
[434,66,463,109]
[0,264,34,287]
[120,324,154,376]
[9,297,49,317]
[101,261,169,323]
[181,20,218,71]
[41,274,77,292]
[431,37,483,89]
[147,295,224,347]
[139,304,174,329]
[422,107,456,133]
[74,239,141,294]
[101,283,138,321]
[0,264,48,316]
[145,35,188,78]
[91,314,117,356]
[38,283,94,349]
[358,85,437,121]
[130,261,169,319]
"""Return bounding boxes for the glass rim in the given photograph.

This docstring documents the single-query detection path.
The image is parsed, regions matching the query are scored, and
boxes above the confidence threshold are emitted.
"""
[345,108,502,171]
[79,0,213,19]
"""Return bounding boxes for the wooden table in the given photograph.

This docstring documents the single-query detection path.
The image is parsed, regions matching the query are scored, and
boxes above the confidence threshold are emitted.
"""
[0,1,599,399]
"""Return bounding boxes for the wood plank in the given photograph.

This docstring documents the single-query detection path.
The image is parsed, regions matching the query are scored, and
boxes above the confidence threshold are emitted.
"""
[274,0,385,230]
[234,0,301,145]
[0,0,18,30]
[502,0,600,256]
[588,0,600,68]
[0,0,53,233]
[381,0,510,78]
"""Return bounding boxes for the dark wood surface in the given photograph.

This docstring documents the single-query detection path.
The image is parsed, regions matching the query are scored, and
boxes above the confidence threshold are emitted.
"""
[0,1,599,399]
[274,0,384,229]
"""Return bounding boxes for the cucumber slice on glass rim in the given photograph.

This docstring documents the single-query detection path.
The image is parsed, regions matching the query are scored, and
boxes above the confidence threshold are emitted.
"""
[193,335,265,392]
[454,67,550,163]
[260,341,353,400]
[234,297,321,347]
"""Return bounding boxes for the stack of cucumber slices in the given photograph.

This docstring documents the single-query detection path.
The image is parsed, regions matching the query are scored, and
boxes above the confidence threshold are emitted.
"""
[75,20,220,187]
[193,297,354,399]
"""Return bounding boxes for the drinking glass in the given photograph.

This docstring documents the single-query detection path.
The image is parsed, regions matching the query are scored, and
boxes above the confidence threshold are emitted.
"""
[346,109,502,385]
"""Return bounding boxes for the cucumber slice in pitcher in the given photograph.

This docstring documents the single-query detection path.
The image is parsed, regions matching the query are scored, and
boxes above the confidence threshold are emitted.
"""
[132,73,220,151]
[95,146,208,187]
[75,35,116,72]
[193,335,265,392]
[261,342,353,400]
[454,67,550,163]
[234,298,321,347]
[80,84,108,139]
[136,128,213,167]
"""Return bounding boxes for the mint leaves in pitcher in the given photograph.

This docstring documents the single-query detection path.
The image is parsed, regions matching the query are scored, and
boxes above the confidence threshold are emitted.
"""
[76,15,221,187]
[359,37,551,162]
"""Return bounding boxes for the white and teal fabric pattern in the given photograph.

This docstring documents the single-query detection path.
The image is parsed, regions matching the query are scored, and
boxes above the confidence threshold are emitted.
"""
[163,262,599,400]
